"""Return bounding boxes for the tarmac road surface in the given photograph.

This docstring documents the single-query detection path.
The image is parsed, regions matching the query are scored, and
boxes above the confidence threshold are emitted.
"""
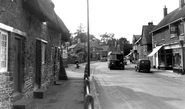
[92,62,185,109]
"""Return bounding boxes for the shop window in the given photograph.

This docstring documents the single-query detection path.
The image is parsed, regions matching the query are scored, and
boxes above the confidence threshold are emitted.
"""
[173,53,181,67]
[178,22,184,36]
[0,30,8,72]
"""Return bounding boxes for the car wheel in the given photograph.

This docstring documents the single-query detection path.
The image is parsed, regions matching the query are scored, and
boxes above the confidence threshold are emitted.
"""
[138,69,141,72]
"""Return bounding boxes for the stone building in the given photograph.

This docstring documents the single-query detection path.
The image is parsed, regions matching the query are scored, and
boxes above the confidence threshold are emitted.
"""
[0,0,69,108]
[149,0,185,74]
[140,22,156,64]
[132,35,141,63]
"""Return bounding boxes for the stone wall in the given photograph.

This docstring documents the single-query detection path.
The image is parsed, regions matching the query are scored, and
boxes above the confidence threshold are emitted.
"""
[0,0,62,108]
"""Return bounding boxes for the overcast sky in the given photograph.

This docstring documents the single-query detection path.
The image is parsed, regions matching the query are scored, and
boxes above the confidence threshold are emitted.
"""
[52,0,178,42]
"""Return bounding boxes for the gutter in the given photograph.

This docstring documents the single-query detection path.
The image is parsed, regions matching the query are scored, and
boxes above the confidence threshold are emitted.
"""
[134,37,141,44]
[150,17,185,34]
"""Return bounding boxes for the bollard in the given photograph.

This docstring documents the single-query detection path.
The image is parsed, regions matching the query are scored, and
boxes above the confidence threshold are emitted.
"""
[84,79,90,95]
[84,94,94,109]
[85,68,88,73]
[84,73,89,80]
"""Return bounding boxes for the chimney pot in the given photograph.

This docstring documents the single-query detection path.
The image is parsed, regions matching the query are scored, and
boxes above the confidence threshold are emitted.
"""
[148,22,153,26]
[163,5,167,17]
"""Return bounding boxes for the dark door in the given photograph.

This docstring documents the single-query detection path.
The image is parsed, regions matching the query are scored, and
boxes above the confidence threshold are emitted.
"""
[166,49,173,70]
[14,37,22,93]
[35,40,42,88]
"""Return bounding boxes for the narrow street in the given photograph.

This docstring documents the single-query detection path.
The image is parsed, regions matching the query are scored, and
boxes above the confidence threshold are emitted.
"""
[93,62,185,109]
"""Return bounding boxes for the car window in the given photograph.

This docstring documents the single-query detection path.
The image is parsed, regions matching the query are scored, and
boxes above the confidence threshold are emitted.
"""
[110,55,116,60]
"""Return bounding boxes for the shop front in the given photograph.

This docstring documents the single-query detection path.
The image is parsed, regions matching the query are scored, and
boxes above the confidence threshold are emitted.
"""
[163,43,184,74]
[173,48,182,73]
[158,49,173,70]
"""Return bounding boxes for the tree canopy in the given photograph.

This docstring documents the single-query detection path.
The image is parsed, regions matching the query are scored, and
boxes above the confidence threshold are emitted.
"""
[99,33,132,56]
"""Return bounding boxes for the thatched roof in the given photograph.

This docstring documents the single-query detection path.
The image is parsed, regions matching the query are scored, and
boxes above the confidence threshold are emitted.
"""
[23,0,69,36]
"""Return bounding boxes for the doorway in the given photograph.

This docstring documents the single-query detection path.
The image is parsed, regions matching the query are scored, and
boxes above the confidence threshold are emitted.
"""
[14,37,22,93]
[165,49,173,70]
[35,40,42,88]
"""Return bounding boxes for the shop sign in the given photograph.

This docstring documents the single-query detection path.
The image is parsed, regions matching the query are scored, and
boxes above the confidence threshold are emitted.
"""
[63,49,68,59]
[170,25,177,38]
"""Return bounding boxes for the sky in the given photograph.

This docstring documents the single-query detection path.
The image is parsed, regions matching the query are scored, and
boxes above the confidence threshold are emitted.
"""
[52,0,178,43]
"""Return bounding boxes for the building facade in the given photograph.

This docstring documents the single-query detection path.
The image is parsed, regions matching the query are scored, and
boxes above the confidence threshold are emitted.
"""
[140,22,156,64]
[132,35,141,63]
[0,0,69,108]
[150,1,185,74]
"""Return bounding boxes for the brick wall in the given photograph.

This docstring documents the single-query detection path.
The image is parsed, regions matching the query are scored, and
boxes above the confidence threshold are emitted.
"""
[153,26,179,46]
[0,0,62,108]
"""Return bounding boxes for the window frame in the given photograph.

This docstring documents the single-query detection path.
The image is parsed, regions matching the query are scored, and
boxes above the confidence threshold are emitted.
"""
[0,30,8,72]
[41,42,47,65]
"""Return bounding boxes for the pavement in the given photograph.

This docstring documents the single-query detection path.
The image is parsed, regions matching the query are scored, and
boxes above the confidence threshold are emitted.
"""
[34,64,86,109]
[32,62,185,109]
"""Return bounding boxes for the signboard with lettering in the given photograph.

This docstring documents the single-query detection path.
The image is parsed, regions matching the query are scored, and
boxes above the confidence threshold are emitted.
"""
[62,49,68,59]
[170,25,177,38]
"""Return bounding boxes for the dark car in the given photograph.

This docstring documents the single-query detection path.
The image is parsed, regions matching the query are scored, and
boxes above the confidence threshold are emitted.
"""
[135,59,151,72]
[108,52,125,70]
[101,57,107,62]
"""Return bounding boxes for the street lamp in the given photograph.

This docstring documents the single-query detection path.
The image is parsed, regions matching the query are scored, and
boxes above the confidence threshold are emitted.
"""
[179,34,185,74]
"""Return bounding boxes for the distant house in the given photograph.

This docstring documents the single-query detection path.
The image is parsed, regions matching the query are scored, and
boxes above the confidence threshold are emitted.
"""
[68,43,85,54]
[90,41,103,60]
[101,45,109,58]
[149,0,185,74]
[132,35,141,63]
[140,22,156,64]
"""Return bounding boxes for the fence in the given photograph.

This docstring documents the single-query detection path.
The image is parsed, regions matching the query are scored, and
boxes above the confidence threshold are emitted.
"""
[84,64,94,109]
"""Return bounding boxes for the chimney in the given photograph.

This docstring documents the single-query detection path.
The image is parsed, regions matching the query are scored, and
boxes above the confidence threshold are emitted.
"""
[163,5,167,17]
[148,22,153,26]
[179,0,185,9]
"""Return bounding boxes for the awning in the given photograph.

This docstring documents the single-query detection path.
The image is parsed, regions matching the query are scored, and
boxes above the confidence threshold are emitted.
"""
[147,45,163,57]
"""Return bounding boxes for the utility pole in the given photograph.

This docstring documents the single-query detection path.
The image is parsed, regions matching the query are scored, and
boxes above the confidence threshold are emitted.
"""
[87,0,90,76]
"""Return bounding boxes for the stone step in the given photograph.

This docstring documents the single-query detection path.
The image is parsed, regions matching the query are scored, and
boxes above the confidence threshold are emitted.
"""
[13,98,35,109]
[33,89,48,99]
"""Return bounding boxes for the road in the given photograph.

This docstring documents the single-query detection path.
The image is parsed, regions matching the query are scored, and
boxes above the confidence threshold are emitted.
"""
[92,62,185,109]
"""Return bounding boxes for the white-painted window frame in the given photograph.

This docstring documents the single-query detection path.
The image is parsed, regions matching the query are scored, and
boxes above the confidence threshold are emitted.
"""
[0,30,8,72]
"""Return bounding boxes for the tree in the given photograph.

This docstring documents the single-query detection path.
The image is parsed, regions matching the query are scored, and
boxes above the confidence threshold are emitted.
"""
[118,37,132,56]
[74,23,87,43]
[99,33,132,56]
[100,33,115,45]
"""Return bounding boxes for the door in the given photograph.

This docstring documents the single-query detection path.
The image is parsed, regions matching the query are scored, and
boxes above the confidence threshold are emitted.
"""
[14,37,22,93]
[35,40,41,88]
[165,49,173,70]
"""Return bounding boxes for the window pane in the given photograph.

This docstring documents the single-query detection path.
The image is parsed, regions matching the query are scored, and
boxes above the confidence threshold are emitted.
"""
[2,47,6,54]
[4,42,6,47]
[1,61,5,67]
[0,31,8,71]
